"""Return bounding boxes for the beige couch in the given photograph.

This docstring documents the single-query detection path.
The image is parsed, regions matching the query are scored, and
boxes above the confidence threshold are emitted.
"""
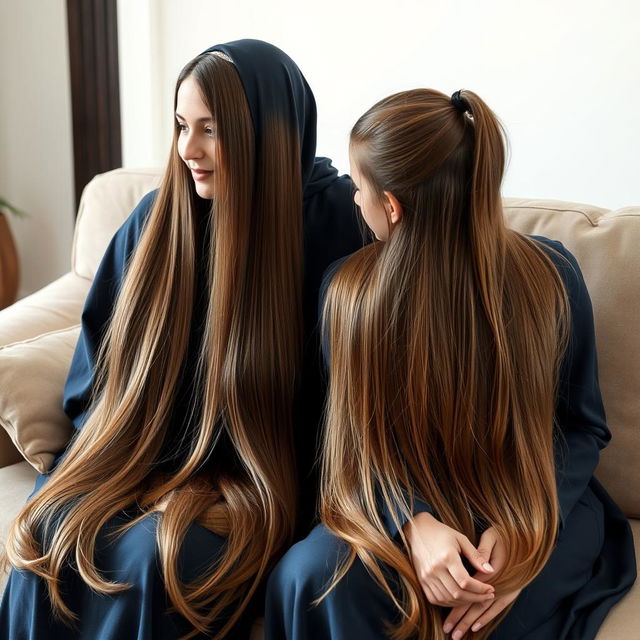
[0,168,637,638]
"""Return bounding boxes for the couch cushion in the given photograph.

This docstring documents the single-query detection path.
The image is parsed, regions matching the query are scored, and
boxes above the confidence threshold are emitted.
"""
[504,199,640,518]
[0,271,90,348]
[0,460,38,593]
[0,326,78,473]
[73,168,161,281]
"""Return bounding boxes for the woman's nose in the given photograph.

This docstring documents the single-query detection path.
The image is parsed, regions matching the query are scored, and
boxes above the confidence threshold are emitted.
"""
[182,132,203,160]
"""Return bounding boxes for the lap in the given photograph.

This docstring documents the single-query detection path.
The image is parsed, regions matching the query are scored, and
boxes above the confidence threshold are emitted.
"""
[32,470,227,584]
[491,485,604,639]
[1,510,229,640]
[268,487,605,640]
[266,525,402,639]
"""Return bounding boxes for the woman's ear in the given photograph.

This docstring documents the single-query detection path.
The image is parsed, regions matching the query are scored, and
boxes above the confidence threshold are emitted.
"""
[383,191,403,226]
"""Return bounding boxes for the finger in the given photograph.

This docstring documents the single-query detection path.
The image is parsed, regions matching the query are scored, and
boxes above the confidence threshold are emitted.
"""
[440,571,495,604]
[450,601,493,639]
[449,560,495,594]
[457,535,495,574]
[477,529,498,562]
[469,593,520,633]
[430,581,455,607]
[422,582,447,608]
[443,604,471,634]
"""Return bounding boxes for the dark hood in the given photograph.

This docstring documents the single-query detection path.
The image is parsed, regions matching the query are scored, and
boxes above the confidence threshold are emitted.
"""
[202,39,331,196]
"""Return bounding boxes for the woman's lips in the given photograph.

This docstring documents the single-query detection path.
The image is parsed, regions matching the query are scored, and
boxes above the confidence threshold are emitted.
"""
[191,169,213,181]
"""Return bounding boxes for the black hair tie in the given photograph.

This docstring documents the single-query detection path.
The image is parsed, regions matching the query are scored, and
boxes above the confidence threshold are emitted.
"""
[451,90,467,113]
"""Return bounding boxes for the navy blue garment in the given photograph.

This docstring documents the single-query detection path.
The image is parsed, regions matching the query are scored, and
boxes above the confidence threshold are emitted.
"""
[0,511,254,640]
[0,40,364,640]
[264,238,636,640]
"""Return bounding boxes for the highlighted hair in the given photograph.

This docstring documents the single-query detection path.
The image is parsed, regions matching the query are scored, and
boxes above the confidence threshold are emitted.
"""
[6,54,302,638]
[320,89,568,639]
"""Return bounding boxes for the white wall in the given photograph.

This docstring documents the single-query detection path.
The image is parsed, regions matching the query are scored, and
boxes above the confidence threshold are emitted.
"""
[0,0,75,299]
[118,0,639,210]
[0,0,636,298]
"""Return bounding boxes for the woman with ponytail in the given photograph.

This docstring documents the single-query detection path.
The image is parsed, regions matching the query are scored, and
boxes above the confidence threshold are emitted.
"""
[0,40,363,639]
[265,89,635,639]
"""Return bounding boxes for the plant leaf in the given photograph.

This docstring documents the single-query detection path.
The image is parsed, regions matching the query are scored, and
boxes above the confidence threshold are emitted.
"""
[0,198,28,218]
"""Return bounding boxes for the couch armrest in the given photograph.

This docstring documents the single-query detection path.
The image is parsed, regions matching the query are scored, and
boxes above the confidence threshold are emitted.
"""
[72,168,161,281]
[0,271,90,348]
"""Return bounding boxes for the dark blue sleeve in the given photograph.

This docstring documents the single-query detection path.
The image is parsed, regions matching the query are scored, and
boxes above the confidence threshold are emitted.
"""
[378,492,434,539]
[319,256,433,539]
[542,239,610,526]
[62,191,157,431]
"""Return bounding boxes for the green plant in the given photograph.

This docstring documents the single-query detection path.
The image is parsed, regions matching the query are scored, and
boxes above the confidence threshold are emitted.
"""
[0,198,27,218]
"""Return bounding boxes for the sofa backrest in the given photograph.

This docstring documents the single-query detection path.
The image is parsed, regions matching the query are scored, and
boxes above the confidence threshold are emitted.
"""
[72,168,162,281]
[504,197,640,518]
[73,170,639,518]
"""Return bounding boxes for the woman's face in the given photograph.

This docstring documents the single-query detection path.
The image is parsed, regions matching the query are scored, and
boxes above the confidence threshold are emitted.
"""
[176,75,217,199]
[349,155,391,241]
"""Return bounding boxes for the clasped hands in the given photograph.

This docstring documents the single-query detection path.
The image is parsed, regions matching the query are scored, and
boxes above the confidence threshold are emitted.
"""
[404,512,521,639]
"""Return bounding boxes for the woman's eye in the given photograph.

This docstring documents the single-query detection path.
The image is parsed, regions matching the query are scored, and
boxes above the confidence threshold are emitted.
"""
[177,123,187,132]
[205,127,215,136]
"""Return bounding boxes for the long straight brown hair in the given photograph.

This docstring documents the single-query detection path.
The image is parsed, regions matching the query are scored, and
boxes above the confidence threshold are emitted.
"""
[320,89,569,639]
[5,53,302,638]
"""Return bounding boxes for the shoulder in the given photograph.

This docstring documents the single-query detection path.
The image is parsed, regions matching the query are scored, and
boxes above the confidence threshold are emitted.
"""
[304,161,364,271]
[527,234,585,302]
[136,188,159,211]
[119,189,158,241]
[321,254,352,290]
[324,173,355,201]
[527,234,570,264]
[105,189,159,267]
[321,173,355,220]
[306,161,355,213]
[525,237,596,346]
[305,157,352,200]
[127,189,158,231]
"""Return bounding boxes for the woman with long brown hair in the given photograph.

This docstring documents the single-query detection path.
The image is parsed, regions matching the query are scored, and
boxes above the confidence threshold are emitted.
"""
[0,40,363,639]
[265,89,635,639]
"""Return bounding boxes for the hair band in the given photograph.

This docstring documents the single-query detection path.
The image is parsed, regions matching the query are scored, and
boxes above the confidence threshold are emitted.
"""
[208,51,234,64]
[451,90,467,113]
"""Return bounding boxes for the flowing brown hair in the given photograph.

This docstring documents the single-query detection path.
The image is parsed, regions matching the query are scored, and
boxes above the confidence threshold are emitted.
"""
[319,89,569,639]
[4,53,302,638]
